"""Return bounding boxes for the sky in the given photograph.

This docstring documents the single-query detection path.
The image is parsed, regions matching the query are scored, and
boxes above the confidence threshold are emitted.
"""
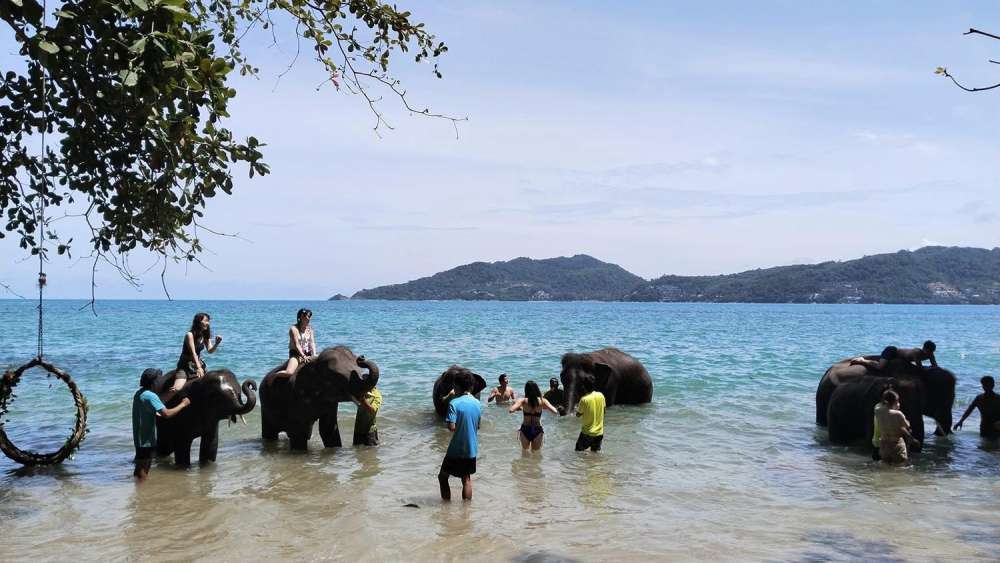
[2,1,1000,299]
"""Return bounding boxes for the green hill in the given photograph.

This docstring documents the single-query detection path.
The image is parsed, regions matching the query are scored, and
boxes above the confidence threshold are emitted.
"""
[344,247,1000,304]
[350,255,645,301]
[626,246,1000,304]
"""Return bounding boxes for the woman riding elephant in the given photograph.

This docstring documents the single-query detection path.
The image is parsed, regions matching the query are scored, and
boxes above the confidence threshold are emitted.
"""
[558,347,653,415]
[260,346,379,450]
[432,365,487,417]
[149,368,257,466]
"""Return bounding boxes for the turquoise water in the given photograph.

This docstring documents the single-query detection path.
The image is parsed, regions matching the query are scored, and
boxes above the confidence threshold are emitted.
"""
[1,300,998,560]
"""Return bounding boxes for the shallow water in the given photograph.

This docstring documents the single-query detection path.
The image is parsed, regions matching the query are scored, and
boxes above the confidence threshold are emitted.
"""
[1,300,998,561]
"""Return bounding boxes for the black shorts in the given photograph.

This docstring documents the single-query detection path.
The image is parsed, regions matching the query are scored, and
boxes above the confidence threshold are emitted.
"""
[135,447,154,469]
[575,433,604,452]
[353,430,379,446]
[440,456,476,477]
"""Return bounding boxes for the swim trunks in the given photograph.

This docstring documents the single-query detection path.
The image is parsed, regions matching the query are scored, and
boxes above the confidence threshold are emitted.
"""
[575,432,604,452]
[440,456,476,477]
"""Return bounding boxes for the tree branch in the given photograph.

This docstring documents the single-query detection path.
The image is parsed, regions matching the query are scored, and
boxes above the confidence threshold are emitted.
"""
[964,28,1000,41]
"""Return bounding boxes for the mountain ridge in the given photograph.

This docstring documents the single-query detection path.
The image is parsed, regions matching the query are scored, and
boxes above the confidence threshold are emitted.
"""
[342,246,1000,304]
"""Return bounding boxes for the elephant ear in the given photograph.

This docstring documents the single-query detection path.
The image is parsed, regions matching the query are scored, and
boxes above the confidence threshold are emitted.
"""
[593,362,614,391]
[471,373,488,395]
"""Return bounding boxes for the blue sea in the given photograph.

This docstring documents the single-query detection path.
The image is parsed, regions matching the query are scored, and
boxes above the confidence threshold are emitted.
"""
[1,300,998,560]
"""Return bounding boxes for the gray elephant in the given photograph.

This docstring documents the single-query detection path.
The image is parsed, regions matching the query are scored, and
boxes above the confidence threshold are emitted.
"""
[151,368,257,466]
[559,348,653,415]
[816,356,955,447]
[432,365,487,417]
[259,346,379,450]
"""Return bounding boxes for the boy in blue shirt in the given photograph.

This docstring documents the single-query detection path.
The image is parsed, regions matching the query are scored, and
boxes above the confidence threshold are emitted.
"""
[132,368,191,480]
[438,372,482,501]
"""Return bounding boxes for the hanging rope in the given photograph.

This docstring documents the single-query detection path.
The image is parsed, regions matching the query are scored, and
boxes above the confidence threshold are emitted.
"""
[36,0,48,361]
[0,0,88,466]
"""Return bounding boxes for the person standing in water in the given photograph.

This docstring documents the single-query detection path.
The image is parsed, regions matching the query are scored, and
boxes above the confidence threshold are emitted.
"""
[439,372,481,501]
[133,368,191,480]
[508,380,560,452]
[875,389,920,464]
[954,375,1000,439]
[274,308,317,379]
[543,377,565,407]
[163,312,222,403]
[353,384,383,446]
[574,375,606,452]
[487,373,516,404]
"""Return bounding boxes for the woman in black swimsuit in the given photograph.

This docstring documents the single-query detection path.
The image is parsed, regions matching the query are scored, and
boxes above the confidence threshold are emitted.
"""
[508,380,560,452]
[163,312,222,402]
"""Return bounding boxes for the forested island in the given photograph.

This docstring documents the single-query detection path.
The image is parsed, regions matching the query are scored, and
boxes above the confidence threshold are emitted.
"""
[340,247,1000,304]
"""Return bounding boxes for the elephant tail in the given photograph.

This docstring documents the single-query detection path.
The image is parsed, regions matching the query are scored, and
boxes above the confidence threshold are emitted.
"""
[235,379,258,415]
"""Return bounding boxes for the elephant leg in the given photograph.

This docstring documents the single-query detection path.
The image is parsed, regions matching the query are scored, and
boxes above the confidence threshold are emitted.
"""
[319,405,342,448]
[288,421,312,451]
[174,437,194,467]
[262,410,280,441]
[199,423,219,465]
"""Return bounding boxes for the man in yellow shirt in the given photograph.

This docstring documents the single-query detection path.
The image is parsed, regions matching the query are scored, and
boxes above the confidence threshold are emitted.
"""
[353,387,383,446]
[574,375,606,452]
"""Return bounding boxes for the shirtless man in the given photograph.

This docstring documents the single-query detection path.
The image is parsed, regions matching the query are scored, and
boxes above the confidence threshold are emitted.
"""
[850,346,898,372]
[896,340,938,369]
[487,373,516,404]
[954,375,1000,439]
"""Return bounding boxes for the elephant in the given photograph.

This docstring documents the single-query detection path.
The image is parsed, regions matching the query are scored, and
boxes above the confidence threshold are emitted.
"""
[558,347,653,415]
[816,357,955,447]
[259,346,379,450]
[151,368,258,466]
[432,365,487,417]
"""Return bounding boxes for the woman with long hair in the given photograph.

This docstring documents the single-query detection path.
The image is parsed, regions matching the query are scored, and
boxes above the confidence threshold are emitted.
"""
[508,380,560,451]
[275,308,317,379]
[163,312,222,402]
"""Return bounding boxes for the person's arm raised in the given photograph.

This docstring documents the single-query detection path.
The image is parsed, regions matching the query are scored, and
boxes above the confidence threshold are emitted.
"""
[541,398,560,415]
[508,398,524,414]
[207,334,222,353]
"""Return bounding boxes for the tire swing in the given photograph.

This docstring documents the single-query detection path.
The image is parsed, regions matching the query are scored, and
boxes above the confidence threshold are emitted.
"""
[0,270,89,465]
[0,20,88,463]
[0,357,88,466]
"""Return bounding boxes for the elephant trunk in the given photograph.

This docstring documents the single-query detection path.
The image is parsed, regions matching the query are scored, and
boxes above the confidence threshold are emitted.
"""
[359,357,380,391]
[234,380,258,415]
[561,381,576,417]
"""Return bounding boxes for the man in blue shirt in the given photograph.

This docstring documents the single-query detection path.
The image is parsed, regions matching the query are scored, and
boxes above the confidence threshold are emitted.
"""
[438,371,482,501]
[132,368,191,480]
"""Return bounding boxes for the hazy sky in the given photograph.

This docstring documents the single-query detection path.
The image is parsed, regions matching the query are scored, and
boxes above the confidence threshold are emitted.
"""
[2,1,1000,298]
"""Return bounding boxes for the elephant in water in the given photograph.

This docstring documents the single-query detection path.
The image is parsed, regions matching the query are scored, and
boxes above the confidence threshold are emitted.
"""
[150,368,257,466]
[816,356,955,447]
[259,346,379,450]
[559,348,653,415]
[432,365,487,417]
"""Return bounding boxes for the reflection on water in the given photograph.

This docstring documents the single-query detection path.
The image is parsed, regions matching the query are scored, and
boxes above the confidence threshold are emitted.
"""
[1,300,999,560]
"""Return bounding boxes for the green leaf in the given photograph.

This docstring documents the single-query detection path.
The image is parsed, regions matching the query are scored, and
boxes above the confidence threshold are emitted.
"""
[54,10,76,18]
[10,0,22,6]
[38,41,59,54]
[119,69,139,87]
[129,37,147,54]
[132,0,149,10]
